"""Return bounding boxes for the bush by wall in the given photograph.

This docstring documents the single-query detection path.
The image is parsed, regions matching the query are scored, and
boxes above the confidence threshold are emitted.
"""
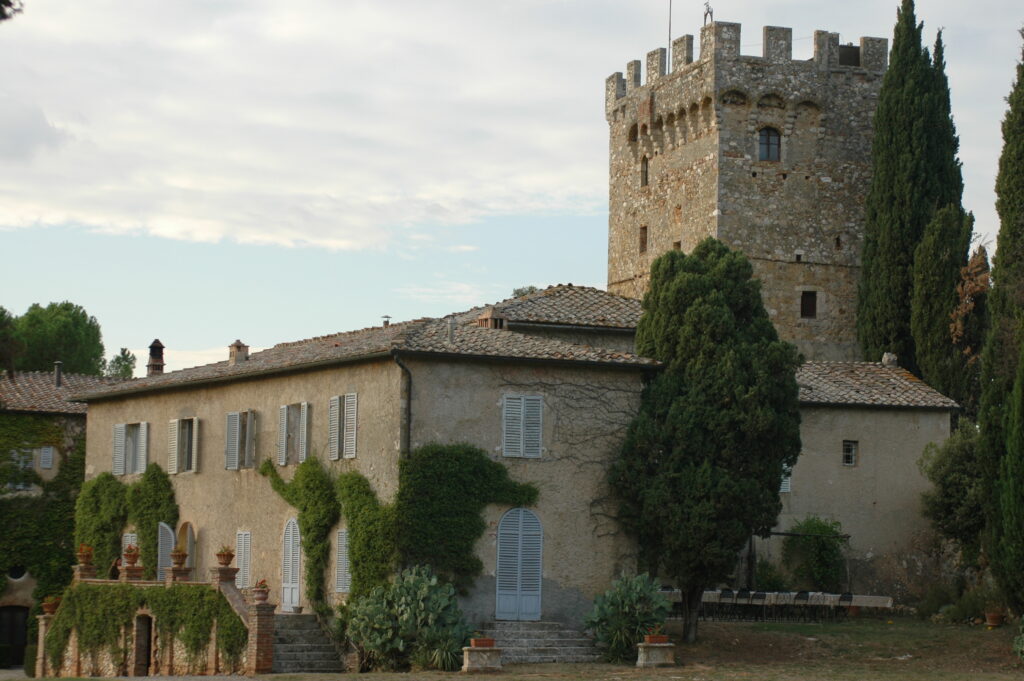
[781,516,848,592]
[584,573,670,663]
[336,472,396,597]
[126,464,179,580]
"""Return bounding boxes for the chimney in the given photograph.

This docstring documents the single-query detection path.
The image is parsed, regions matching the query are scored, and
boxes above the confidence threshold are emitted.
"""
[382,315,391,329]
[881,352,898,368]
[476,307,507,330]
[447,316,456,344]
[54,360,63,387]
[147,339,165,377]
[229,339,249,366]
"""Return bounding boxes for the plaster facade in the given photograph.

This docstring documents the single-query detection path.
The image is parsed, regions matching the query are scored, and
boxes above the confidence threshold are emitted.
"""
[606,22,887,360]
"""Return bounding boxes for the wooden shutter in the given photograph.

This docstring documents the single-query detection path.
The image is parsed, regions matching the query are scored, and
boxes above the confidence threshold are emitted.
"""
[167,420,179,474]
[495,508,543,621]
[343,393,357,458]
[113,424,126,475]
[157,522,174,581]
[122,532,138,557]
[518,510,543,620]
[328,397,341,460]
[502,396,524,457]
[298,402,309,462]
[235,531,251,588]
[244,410,257,467]
[225,412,240,470]
[185,524,196,568]
[780,468,792,493]
[496,508,521,619]
[39,446,54,470]
[522,396,543,458]
[190,418,200,472]
[277,406,288,465]
[137,422,149,473]
[282,519,301,608]
[335,529,351,593]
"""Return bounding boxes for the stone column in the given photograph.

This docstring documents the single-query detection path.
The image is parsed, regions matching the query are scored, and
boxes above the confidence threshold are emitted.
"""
[35,614,52,678]
[73,564,96,582]
[170,566,193,582]
[245,602,275,676]
[209,566,239,585]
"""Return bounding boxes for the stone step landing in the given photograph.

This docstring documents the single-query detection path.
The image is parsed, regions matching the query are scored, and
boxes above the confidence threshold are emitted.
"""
[272,614,344,673]
[477,620,600,664]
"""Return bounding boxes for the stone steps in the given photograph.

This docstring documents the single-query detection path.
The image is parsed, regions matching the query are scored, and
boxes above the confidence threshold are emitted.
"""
[272,614,344,673]
[479,621,600,664]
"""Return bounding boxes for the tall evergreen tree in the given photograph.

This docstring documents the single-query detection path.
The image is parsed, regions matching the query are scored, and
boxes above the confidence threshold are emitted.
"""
[610,239,801,643]
[911,206,972,401]
[857,3,963,372]
[994,336,1024,615]
[980,29,1024,599]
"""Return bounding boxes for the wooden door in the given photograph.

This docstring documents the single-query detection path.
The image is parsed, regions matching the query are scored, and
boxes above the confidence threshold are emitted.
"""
[281,518,301,610]
[495,508,542,621]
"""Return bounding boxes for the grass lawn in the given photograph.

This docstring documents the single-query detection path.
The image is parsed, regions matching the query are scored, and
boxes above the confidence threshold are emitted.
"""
[267,616,1020,681]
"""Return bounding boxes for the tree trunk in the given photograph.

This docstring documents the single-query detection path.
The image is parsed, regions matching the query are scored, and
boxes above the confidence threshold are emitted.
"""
[681,585,703,643]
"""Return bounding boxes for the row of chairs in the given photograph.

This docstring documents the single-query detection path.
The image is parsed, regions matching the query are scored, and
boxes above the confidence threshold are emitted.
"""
[691,589,854,623]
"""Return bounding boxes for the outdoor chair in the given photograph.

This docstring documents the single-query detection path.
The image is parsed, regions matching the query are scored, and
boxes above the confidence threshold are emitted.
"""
[835,592,853,622]
[715,588,735,621]
[750,591,767,621]
[793,591,810,622]
[733,588,752,620]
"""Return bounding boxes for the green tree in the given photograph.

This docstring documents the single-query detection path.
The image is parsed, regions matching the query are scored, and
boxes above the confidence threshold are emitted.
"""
[14,302,105,376]
[920,423,985,564]
[609,238,801,642]
[0,0,22,21]
[911,206,973,401]
[781,516,848,592]
[994,337,1024,615]
[857,3,963,372]
[979,30,1024,582]
[0,306,21,379]
[126,464,179,580]
[105,348,136,380]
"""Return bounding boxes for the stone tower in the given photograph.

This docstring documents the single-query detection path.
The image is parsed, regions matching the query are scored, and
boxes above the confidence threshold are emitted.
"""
[605,22,887,361]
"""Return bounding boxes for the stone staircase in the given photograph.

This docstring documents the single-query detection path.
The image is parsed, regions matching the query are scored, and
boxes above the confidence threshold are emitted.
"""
[272,614,344,673]
[477,621,600,664]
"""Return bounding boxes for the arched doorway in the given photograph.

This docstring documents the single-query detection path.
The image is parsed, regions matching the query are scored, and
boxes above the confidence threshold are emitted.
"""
[132,614,152,676]
[0,606,29,667]
[495,508,542,621]
[281,518,301,611]
[176,522,196,568]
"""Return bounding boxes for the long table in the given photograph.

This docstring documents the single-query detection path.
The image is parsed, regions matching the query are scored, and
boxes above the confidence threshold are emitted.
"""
[662,590,893,622]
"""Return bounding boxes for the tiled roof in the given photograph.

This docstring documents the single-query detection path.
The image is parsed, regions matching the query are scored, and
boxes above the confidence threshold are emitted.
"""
[797,362,958,410]
[0,371,120,414]
[470,284,643,329]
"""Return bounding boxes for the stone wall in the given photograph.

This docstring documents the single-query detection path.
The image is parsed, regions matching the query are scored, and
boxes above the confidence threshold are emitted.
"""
[606,21,887,360]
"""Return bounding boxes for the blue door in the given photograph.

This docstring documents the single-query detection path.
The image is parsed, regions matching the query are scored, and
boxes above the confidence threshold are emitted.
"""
[495,508,542,620]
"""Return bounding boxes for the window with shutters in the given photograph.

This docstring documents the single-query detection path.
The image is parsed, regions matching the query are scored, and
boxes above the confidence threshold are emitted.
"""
[235,531,252,588]
[335,529,351,593]
[502,395,543,458]
[277,403,311,465]
[779,466,792,493]
[225,410,257,470]
[5,450,34,490]
[122,532,138,557]
[168,418,200,474]
[328,394,357,460]
[113,422,149,475]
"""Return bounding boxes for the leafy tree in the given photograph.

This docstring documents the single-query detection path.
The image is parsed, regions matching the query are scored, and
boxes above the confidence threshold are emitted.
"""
[857,3,963,372]
[950,247,991,419]
[979,30,1024,582]
[0,306,22,380]
[610,238,801,642]
[126,464,179,580]
[920,423,985,564]
[911,206,972,401]
[0,0,22,21]
[14,302,105,376]
[511,285,539,297]
[994,338,1024,615]
[105,348,136,380]
[781,516,848,592]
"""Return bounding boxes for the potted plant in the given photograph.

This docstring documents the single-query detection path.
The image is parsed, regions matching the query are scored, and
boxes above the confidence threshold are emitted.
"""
[643,624,669,645]
[76,543,94,566]
[123,544,140,567]
[170,543,188,568]
[470,631,495,648]
[215,544,235,567]
[41,595,61,615]
[251,578,269,603]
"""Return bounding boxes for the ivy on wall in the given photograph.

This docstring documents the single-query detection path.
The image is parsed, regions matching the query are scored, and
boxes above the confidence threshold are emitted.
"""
[126,465,179,580]
[45,582,247,672]
[260,457,339,616]
[336,472,396,597]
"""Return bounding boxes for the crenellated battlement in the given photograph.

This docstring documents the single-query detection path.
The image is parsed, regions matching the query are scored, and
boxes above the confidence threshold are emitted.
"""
[605,21,887,112]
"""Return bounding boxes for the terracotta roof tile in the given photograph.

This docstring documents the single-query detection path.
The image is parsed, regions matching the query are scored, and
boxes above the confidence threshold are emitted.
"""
[473,284,643,329]
[0,371,120,414]
[797,362,958,410]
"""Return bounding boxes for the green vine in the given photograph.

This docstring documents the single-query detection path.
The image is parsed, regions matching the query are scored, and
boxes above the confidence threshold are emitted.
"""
[74,472,128,573]
[127,464,179,580]
[336,472,397,597]
[260,457,339,616]
[0,413,61,492]
[45,582,246,672]
[395,443,538,591]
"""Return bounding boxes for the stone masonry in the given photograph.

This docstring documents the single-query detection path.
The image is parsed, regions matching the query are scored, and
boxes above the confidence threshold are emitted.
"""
[606,21,887,360]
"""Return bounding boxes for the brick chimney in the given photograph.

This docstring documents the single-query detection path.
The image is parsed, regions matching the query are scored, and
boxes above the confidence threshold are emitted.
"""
[881,352,898,368]
[54,360,63,387]
[147,339,165,377]
[229,339,249,366]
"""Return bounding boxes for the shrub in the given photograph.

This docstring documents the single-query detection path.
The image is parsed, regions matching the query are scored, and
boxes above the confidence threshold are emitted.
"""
[781,516,848,592]
[1013,622,1024,662]
[915,581,960,620]
[23,644,36,676]
[346,566,470,671]
[754,558,789,592]
[584,573,670,663]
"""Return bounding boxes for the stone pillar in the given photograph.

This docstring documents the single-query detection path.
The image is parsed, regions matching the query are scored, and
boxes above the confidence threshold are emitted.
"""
[210,566,239,585]
[170,566,193,582]
[73,564,97,582]
[461,646,501,673]
[636,642,676,668]
[121,565,145,581]
[36,615,52,678]
[245,602,275,676]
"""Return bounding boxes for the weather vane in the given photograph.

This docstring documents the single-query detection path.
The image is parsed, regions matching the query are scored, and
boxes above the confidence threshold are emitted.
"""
[704,1,714,25]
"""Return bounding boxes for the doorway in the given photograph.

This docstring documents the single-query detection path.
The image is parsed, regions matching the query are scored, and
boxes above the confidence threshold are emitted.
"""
[495,508,543,621]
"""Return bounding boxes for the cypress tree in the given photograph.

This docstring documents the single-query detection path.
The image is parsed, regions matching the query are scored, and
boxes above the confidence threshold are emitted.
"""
[610,238,801,643]
[994,335,1024,614]
[911,206,972,401]
[980,29,1024,598]
[857,3,963,372]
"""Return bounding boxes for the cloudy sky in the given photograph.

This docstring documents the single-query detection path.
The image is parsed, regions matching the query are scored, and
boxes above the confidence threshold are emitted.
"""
[0,0,1019,374]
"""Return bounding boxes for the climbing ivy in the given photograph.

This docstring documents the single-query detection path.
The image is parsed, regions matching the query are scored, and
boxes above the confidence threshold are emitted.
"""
[395,443,538,591]
[74,472,128,574]
[336,472,397,597]
[45,582,246,672]
[260,457,339,616]
[126,464,179,580]
[0,413,61,492]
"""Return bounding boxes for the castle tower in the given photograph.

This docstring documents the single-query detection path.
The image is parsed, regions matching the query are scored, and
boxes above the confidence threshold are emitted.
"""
[606,22,888,361]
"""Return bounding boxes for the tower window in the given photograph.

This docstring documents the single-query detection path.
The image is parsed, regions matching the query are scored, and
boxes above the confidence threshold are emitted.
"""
[672,241,681,251]
[842,440,859,466]
[640,156,649,187]
[628,124,639,143]
[759,127,781,162]
[800,291,818,319]
[639,226,648,253]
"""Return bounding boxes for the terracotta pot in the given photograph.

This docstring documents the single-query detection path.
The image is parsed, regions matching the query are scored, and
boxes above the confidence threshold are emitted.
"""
[123,552,140,567]
[170,550,188,568]
[216,551,235,567]
[76,551,93,567]
[644,634,670,645]
[470,637,495,648]
[41,601,60,615]
[848,605,861,618]
[252,588,269,603]
[985,611,1004,627]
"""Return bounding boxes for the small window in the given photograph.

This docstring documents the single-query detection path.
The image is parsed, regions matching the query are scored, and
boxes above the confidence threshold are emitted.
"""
[168,418,199,473]
[225,410,257,470]
[673,241,681,251]
[800,291,818,319]
[628,123,639,143]
[640,156,649,187]
[113,422,149,475]
[842,440,858,467]
[759,127,781,162]
[277,402,311,465]
[503,395,543,458]
[835,235,842,250]
[328,394,358,460]
[639,226,648,254]
[6,450,33,490]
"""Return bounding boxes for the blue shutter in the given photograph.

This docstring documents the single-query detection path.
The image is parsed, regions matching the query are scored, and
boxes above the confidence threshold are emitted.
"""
[502,396,524,457]
[277,406,288,465]
[328,397,340,460]
[335,529,351,593]
[496,509,521,619]
[157,522,174,581]
[522,396,543,458]
[167,420,178,474]
[113,424,126,475]
[226,412,240,470]
[190,418,200,472]
[298,402,309,462]
[343,394,357,458]
[495,508,543,620]
[235,531,251,588]
[39,446,54,470]
[519,510,543,620]
[137,422,149,473]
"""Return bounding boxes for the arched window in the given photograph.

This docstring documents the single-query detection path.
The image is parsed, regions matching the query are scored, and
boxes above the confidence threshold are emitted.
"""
[759,127,781,162]
[628,124,638,143]
[640,156,649,187]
